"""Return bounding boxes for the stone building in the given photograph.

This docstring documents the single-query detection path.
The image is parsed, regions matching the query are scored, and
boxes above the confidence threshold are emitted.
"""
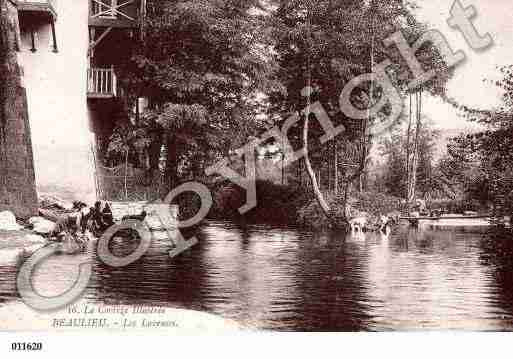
[0,0,38,218]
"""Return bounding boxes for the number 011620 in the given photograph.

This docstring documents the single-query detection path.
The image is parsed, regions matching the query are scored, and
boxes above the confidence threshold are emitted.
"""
[11,342,42,351]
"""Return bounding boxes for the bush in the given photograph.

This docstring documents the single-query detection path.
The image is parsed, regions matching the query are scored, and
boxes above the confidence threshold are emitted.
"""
[298,191,403,230]
[209,180,312,224]
[297,193,347,230]
[427,199,483,214]
[348,192,403,217]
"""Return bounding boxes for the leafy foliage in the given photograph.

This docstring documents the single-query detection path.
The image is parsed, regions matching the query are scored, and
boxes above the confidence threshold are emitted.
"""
[267,0,454,222]
[211,179,312,223]
[298,191,403,230]
[110,0,279,187]
[435,65,513,218]
[377,119,440,199]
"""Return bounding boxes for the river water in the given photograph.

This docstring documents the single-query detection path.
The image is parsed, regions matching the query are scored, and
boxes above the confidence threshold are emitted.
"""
[1,222,513,331]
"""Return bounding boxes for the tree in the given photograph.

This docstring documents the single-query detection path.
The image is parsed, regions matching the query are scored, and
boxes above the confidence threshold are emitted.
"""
[110,0,278,189]
[0,0,38,218]
[379,132,407,198]
[441,64,513,218]
[379,118,440,200]
[269,0,453,224]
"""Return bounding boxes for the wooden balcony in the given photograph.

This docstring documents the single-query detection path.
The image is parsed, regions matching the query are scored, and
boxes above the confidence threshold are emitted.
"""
[15,0,57,20]
[89,0,140,28]
[87,68,117,99]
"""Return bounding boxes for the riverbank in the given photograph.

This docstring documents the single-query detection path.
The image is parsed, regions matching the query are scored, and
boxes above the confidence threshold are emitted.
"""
[208,181,404,230]
[0,230,46,265]
[209,180,312,224]
[298,191,403,230]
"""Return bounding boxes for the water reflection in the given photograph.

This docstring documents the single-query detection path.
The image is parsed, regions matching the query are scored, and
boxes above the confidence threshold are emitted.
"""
[0,264,17,305]
[1,223,513,330]
[365,228,501,330]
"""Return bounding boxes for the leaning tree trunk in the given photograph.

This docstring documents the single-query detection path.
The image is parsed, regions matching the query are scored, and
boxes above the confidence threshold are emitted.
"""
[303,112,331,218]
[0,0,38,218]
[301,0,333,221]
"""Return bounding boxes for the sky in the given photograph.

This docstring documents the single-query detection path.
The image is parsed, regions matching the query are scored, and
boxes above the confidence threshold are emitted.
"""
[414,0,513,130]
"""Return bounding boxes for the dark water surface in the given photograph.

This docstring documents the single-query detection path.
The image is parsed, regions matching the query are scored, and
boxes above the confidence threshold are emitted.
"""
[2,222,513,331]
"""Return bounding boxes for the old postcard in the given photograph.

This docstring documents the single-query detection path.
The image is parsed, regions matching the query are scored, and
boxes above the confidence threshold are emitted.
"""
[1,0,513,347]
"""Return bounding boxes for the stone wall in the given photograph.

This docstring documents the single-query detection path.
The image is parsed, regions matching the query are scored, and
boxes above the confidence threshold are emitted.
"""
[0,0,38,218]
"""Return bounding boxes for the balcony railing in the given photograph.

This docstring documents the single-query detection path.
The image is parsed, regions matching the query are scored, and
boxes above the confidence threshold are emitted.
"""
[88,68,117,98]
[89,0,139,28]
[91,0,135,20]
[92,0,116,19]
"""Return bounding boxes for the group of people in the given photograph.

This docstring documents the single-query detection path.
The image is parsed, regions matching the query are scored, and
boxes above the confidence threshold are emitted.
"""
[49,200,149,250]
[49,201,115,244]
[349,214,398,236]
